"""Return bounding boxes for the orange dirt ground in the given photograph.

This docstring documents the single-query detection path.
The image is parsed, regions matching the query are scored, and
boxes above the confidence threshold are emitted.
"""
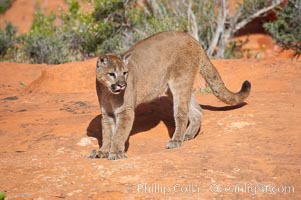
[0,1,300,199]
[0,58,300,199]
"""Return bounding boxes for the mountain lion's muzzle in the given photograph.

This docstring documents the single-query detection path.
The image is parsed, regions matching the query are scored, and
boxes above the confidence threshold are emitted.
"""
[110,81,127,94]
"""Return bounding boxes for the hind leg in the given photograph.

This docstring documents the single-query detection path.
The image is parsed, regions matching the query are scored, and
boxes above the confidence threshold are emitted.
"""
[184,95,203,141]
[166,81,191,149]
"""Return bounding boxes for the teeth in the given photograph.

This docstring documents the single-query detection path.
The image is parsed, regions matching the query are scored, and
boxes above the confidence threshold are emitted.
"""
[110,85,126,94]
[112,88,121,94]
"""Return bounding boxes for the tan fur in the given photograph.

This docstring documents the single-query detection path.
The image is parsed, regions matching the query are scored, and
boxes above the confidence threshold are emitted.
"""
[94,31,251,160]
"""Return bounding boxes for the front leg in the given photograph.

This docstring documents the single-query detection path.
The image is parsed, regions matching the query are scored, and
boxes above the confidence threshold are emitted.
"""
[97,114,115,158]
[108,109,134,160]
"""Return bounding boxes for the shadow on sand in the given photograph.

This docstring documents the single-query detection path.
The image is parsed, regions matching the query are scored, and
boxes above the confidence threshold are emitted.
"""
[86,97,175,151]
[86,97,247,151]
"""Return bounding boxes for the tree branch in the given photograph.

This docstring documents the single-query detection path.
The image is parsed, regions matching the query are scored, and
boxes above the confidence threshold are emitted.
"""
[187,0,199,42]
[233,0,281,33]
[207,0,228,56]
[145,0,163,18]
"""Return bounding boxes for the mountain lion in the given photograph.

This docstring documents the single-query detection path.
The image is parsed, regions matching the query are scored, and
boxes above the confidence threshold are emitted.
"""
[93,31,251,160]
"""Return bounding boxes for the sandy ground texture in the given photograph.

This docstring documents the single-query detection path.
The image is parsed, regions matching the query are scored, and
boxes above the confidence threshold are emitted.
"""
[0,58,300,199]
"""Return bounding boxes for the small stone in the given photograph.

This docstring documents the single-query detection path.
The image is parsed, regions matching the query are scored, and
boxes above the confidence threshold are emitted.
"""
[77,137,94,146]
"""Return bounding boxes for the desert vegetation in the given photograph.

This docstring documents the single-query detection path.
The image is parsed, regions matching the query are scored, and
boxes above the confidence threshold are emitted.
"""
[264,0,301,57]
[0,0,12,14]
[0,0,299,64]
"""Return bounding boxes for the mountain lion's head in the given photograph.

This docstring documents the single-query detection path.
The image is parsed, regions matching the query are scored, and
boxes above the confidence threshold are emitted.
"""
[96,53,131,95]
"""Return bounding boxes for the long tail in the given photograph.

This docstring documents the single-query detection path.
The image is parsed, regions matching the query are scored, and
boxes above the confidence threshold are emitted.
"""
[199,55,251,106]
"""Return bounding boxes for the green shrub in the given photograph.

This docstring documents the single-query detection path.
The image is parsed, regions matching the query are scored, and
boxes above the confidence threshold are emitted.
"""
[0,0,292,63]
[0,21,17,58]
[21,11,67,64]
[0,0,207,63]
[0,0,12,13]
[23,33,72,64]
[264,0,301,57]
[224,40,249,59]
[93,0,124,21]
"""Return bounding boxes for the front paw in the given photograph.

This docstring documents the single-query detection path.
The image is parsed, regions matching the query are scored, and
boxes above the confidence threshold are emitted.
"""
[166,140,183,149]
[97,150,109,158]
[87,149,109,159]
[108,151,128,160]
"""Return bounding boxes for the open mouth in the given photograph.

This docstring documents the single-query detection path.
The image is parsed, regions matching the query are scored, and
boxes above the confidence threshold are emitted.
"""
[110,84,126,94]
[111,85,122,94]
[112,89,121,94]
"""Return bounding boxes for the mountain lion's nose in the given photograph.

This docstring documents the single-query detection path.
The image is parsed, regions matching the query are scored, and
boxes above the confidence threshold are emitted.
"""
[118,82,127,89]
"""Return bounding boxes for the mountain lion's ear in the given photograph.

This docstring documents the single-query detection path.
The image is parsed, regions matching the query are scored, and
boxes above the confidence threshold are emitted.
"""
[97,56,108,68]
[123,53,132,65]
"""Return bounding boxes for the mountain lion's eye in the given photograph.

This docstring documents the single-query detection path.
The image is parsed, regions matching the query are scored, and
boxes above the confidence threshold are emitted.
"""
[108,73,116,78]
[123,72,128,76]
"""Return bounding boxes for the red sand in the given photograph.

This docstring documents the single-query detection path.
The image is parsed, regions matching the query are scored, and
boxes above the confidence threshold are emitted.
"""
[0,1,300,199]
[0,58,300,199]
